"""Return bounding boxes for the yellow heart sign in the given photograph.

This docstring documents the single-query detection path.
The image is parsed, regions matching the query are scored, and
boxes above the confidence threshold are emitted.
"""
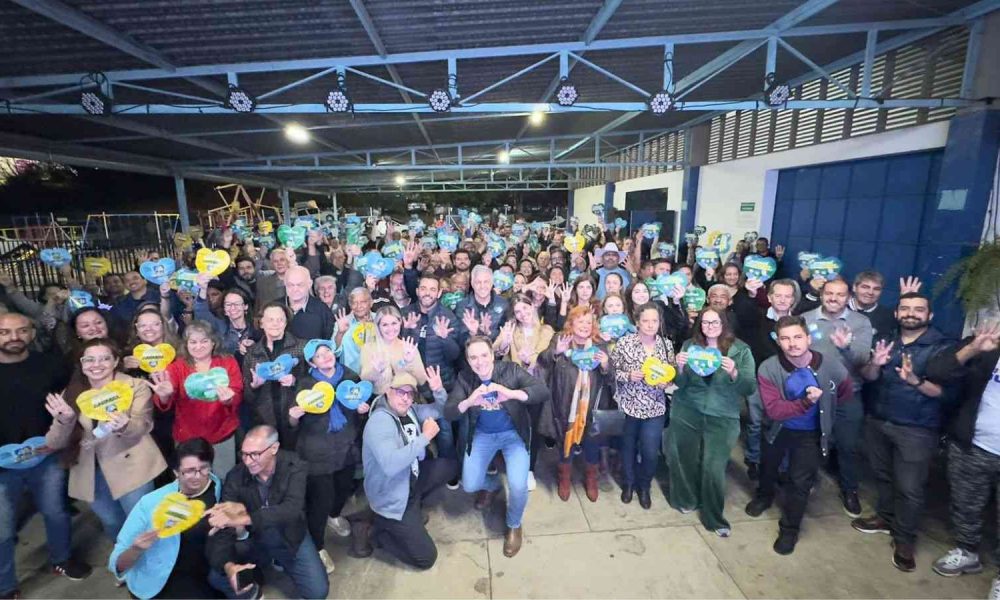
[258,221,273,235]
[84,257,112,277]
[642,356,677,386]
[195,248,231,276]
[296,382,335,414]
[151,492,206,538]
[132,343,176,373]
[351,322,376,347]
[76,381,134,422]
[563,234,586,254]
[173,233,193,249]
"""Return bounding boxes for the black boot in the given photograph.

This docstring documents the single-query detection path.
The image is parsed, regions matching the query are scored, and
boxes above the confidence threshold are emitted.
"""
[620,485,633,504]
[637,488,652,510]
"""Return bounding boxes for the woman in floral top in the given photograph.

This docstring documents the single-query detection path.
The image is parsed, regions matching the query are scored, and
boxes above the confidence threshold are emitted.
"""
[610,303,676,509]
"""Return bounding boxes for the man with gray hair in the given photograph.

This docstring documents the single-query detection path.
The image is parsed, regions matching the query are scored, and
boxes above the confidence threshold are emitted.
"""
[456,265,508,340]
[206,425,328,599]
[284,265,334,340]
[313,275,342,314]
[334,286,376,373]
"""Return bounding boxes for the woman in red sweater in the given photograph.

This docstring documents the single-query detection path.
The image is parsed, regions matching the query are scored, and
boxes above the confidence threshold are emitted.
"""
[146,320,243,476]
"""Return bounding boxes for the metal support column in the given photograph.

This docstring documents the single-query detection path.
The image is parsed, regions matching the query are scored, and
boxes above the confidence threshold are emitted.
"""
[280,188,291,222]
[174,175,190,232]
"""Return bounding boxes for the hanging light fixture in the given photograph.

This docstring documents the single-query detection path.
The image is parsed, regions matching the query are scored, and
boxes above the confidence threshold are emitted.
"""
[428,88,454,113]
[80,72,112,116]
[225,84,256,113]
[647,90,676,115]
[325,73,353,113]
[764,72,790,108]
[555,78,578,107]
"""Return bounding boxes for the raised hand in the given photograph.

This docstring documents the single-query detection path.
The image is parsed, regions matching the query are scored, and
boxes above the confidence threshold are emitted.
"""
[108,411,130,432]
[899,276,923,295]
[970,321,1000,353]
[596,349,609,370]
[745,278,764,297]
[433,315,454,339]
[560,283,572,304]
[546,282,557,303]
[146,371,174,398]
[830,326,853,350]
[401,337,418,363]
[425,365,443,392]
[402,242,420,267]
[45,392,75,424]
[555,334,572,355]
[895,352,918,384]
[288,405,306,421]
[499,321,515,348]
[871,340,894,367]
[774,244,785,260]
[479,312,493,335]
[462,309,480,335]
[402,311,421,330]
[335,309,352,334]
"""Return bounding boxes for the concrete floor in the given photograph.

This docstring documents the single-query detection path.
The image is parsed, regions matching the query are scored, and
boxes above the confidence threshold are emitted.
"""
[13,445,998,599]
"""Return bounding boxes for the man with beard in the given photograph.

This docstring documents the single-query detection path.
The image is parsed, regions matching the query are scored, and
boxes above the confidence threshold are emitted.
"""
[803,279,873,519]
[0,313,91,598]
[226,256,257,305]
[400,274,462,472]
[452,249,474,276]
[852,293,954,572]
[389,272,412,309]
[110,270,161,325]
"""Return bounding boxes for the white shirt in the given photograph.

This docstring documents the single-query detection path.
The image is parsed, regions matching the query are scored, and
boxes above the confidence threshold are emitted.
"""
[972,356,1000,456]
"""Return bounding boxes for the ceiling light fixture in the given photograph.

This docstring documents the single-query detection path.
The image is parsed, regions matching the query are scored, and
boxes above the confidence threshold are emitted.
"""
[764,72,790,108]
[80,72,112,116]
[555,78,578,107]
[226,84,256,113]
[648,90,676,115]
[284,123,311,144]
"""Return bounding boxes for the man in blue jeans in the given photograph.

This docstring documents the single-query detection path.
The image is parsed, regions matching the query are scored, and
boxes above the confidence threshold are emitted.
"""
[445,336,550,558]
[205,425,328,600]
[0,313,91,598]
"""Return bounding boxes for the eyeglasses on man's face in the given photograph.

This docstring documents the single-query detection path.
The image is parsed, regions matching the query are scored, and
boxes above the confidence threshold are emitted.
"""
[240,443,275,463]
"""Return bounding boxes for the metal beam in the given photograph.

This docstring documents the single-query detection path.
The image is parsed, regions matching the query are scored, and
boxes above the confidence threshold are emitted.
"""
[13,10,1000,90]
[961,19,985,98]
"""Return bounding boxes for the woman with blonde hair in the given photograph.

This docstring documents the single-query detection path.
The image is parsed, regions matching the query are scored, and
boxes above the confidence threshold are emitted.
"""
[359,305,426,395]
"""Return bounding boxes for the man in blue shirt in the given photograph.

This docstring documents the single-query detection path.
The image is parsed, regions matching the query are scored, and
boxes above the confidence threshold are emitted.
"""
[593,243,631,300]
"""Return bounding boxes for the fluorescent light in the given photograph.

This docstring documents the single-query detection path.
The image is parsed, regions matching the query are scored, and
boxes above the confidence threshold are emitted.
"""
[395,175,406,186]
[529,110,545,126]
[284,123,311,144]
[497,149,510,164]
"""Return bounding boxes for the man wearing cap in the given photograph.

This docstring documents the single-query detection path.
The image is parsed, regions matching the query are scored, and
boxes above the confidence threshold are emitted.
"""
[594,243,632,300]
[445,336,551,558]
[352,369,456,570]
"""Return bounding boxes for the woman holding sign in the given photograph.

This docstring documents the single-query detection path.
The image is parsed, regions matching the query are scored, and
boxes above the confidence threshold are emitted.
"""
[359,306,426,396]
[610,303,676,509]
[668,308,756,537]
[291,340,367,574]
[242,302,306,445]
[44,338,166,540]
[146,321,244,477]
[538,306,612,503]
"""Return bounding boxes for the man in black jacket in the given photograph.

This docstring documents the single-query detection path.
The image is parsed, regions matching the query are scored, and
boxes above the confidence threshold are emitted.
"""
[923,322,1000,592]
[206,425,328,600]
[445,336,550,558]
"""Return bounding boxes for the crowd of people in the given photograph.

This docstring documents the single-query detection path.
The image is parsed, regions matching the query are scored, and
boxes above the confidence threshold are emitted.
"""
[0,213,998,600]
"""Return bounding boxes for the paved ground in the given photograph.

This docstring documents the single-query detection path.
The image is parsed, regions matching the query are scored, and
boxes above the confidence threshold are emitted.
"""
[14,444,998,599]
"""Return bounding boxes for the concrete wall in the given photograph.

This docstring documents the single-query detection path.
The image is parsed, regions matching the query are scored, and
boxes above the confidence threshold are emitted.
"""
[570,184,607,228]
[572,169,686,239]
[695,121,951,240]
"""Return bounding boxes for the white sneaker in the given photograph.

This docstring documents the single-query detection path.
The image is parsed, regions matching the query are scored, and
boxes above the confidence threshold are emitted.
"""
[932,547,982,577]
[714,528,731,538]
[327,516,352,538]
[527,470,536,491]
[989,573,1000,600]
[318,549,335,574]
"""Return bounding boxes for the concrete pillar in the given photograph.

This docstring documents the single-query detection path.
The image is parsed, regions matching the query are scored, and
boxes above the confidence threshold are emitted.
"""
[173,175,190,232]
[680,122,711,239]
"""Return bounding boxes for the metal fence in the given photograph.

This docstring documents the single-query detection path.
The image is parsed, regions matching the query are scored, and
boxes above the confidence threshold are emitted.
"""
[0,212,180,295]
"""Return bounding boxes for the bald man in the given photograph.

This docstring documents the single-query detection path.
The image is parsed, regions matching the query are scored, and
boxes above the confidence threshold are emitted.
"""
[0,313,91,596]
[284,265,335,340]
[206,425,327,599]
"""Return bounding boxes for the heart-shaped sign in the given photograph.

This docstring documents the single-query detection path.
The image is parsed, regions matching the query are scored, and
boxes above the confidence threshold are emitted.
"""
[408,219,426,235]
[39,248,72,268]
[744,231,759,243]
[563,233,586,253]
[797,251,820,271]
[683,287,707,311]
[466,212,483,226]
[170,268,200,293]
[351,322,376,347]
[744,255,778,282]
[293,216,317,231]
[687,345,723,377]
[493,270,514,292]
[68,290,95,311]
[654,272,689,298]
[708,231,733,256]
[296,382,335,414]
[642,223,662,240]
[694,226,707,235]
[511,223,526,237]
[361,255,395,280]
[599,314,635,340]
[613,217,628,230]
[132,343,176,373]
[695,248,720,270]
[173,232,193,250]
[256,234,276,251]
[808,256,843,279]
[84,257,112,277]
[195,248,230,276]
[592,204,605,216]
[656,243,676,258]
[139,258,176,285]
[487,237,506,258]
[152,492,206,538]
[258,221,274,235]
[420,236,437,250]
[0,436,50,470]
[76,380,134,422]
[345,226,362,246]
[569,347,600,371]
[437,231,459,252]
[441,292,464,311]
[381,241,404,261]
[183,367,230,401]
[255,354,299,381]
[336,380,374,410]
[642,356,677,386]
[278,225,309,248]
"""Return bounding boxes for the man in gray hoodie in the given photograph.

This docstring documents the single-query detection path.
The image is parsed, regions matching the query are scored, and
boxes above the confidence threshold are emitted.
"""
[354,368,457,570]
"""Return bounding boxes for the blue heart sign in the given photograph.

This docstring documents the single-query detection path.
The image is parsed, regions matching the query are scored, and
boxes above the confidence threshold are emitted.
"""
[255,354,299,381]
[656,243,676,258]
[687,345,723,377]
[382,241,404,261]
[420,236,437,250]
[808,256,843,279]
[599,314,635,340]
[642,222,662,239]
[0,436,49,470]
[437,231,459,252]
[695,248,720,270]
[361,254,396,280]
[487,237,506,258]
[140,258,177,285]
[743,255,778,282]
[335,379,374,410]
[511,224,526,237]
[570,346,600,371]
[797,251,821,271]
[614,217,628,230]
[492,270,514,292]
[39,248,72,268]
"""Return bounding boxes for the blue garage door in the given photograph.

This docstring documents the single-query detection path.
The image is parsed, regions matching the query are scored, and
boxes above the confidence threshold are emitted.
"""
[771,149,943,313]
